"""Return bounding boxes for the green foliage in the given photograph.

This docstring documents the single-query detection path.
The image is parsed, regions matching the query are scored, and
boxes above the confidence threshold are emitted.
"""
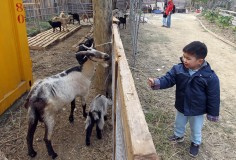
[27,28,40,37]
[202,10,234,28]
[203,10,219,22]
[216,15,234,28]
[40,21,51,30]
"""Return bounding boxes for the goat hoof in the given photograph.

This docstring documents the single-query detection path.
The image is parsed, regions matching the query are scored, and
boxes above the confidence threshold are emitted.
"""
[51,152,58,159]
[104,115,108,121]
[86,141,90,146]
[97,134,102,139]
[28,150,37,157]
[83,112,87,118]
[69,116,74,123]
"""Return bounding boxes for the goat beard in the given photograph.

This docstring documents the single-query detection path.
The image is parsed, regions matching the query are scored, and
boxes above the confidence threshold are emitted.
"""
[101,62,109,68]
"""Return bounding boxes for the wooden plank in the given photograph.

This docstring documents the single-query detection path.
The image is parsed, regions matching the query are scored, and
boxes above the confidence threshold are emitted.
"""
[28,25,82,50]
[28,24,75,44]
[29,31,65,50]
[113,24,159,160]
[58,25,81,40]
[29,31,61,46]
[36,31,66,47]
[41,25,82,48]
[28,29,53,44]
[28,32,53,45]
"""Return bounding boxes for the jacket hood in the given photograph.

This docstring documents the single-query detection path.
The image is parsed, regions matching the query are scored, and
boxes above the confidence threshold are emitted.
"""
[179,57,215,77]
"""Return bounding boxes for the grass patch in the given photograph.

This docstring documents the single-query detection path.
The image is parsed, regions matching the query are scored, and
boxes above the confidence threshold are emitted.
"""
[27,21,52,37]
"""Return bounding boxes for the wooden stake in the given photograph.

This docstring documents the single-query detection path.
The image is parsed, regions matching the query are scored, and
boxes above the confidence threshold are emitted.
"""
[92,0,112,93]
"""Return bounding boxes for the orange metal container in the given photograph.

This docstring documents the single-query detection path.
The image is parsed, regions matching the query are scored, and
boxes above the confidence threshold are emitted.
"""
[0,0,33,115]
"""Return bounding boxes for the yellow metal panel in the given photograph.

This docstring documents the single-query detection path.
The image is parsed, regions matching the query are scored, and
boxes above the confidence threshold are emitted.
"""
[0,0,33,115]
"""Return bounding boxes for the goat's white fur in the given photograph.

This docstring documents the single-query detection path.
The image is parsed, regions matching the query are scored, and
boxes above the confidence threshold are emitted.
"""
[85,95,112,130]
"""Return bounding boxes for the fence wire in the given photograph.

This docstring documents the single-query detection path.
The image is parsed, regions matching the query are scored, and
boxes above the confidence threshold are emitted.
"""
[129,0,143,68]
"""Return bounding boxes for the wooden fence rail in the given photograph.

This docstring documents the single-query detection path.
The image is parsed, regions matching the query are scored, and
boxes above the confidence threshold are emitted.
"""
[112,24,159,160]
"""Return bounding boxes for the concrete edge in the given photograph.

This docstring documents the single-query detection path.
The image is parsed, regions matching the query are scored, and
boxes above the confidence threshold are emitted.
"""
[196,17,236,48]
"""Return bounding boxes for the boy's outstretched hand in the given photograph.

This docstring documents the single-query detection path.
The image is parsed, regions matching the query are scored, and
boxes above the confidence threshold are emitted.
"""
[148,78,154,87]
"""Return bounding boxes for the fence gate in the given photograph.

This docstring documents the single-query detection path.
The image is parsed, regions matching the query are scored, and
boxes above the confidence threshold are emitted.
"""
[0,0,33,115]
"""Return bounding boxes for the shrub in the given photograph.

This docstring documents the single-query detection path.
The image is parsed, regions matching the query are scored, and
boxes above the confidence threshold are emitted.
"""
[216,15,233,28]
[203,10,219,22]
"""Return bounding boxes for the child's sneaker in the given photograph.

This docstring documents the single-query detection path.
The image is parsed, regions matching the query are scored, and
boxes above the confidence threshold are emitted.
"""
[189,142,199,158]
[168,135,184,143]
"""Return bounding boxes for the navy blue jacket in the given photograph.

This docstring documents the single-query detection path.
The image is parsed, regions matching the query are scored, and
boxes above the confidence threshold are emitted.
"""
[155,61,220,116]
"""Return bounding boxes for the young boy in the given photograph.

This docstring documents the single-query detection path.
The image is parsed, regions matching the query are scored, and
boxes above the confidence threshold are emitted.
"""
[147,41,220,157]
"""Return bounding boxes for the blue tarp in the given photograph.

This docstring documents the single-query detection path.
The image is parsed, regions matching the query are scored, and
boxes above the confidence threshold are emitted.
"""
[152,10,162,14]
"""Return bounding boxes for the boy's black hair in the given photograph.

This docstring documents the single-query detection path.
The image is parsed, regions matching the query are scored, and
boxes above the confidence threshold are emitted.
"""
[183,41,207,59]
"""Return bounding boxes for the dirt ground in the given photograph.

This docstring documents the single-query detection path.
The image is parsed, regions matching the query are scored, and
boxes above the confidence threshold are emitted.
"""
[120,13,236,159]
[0,26,112,160]
[1,12,236,160]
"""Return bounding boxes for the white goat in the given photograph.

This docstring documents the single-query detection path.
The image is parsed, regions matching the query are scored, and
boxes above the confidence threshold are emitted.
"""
[59,11,66,18]
[52,15,72,31]
[25,47,110,159]
[85,94,112,146]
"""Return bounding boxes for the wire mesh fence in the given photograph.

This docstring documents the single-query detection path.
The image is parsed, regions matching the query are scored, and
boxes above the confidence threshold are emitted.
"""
[129,0,143,67]
[24,1,93,36]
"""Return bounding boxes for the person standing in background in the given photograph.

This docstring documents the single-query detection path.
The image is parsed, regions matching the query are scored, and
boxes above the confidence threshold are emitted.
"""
[165,0,174,28]
[162,2,168,27]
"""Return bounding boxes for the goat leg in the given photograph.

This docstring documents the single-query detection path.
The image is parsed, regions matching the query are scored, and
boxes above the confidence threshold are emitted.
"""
[26,108,39,157]
[82,104,87,117]
[96,123,102,139]
[44,116,57,159]
[81,97,87,117]
[85,121,94,146]
[96,117,104,139]
[69,99,76,123]
[104,115,108,121]
[44,139,58,159]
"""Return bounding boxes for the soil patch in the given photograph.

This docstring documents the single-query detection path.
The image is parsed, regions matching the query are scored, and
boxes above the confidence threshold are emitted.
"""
[0,26,113,160]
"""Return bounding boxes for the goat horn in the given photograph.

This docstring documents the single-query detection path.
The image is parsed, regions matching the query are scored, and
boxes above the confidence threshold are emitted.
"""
[75,51,88,55]
[82,44,93,50]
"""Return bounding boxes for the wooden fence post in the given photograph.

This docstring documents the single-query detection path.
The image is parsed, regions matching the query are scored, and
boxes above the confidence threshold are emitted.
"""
[92,0,112,94]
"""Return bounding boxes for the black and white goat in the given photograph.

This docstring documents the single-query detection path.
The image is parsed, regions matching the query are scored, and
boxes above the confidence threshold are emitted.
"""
[85,94,112,146]
[25,46,110,159]
[78,37,94,52]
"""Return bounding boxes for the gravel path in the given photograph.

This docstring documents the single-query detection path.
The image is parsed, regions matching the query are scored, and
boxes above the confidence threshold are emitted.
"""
[121,13,236,159]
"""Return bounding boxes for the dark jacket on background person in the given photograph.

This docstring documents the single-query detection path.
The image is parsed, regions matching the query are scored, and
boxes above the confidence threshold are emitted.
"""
[152,60,220,117]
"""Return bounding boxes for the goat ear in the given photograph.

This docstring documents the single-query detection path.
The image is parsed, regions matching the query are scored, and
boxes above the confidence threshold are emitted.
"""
[75,51,88,65]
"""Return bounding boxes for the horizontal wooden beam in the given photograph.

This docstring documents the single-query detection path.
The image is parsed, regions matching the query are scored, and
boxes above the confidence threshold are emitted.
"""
[113,24,159,160]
